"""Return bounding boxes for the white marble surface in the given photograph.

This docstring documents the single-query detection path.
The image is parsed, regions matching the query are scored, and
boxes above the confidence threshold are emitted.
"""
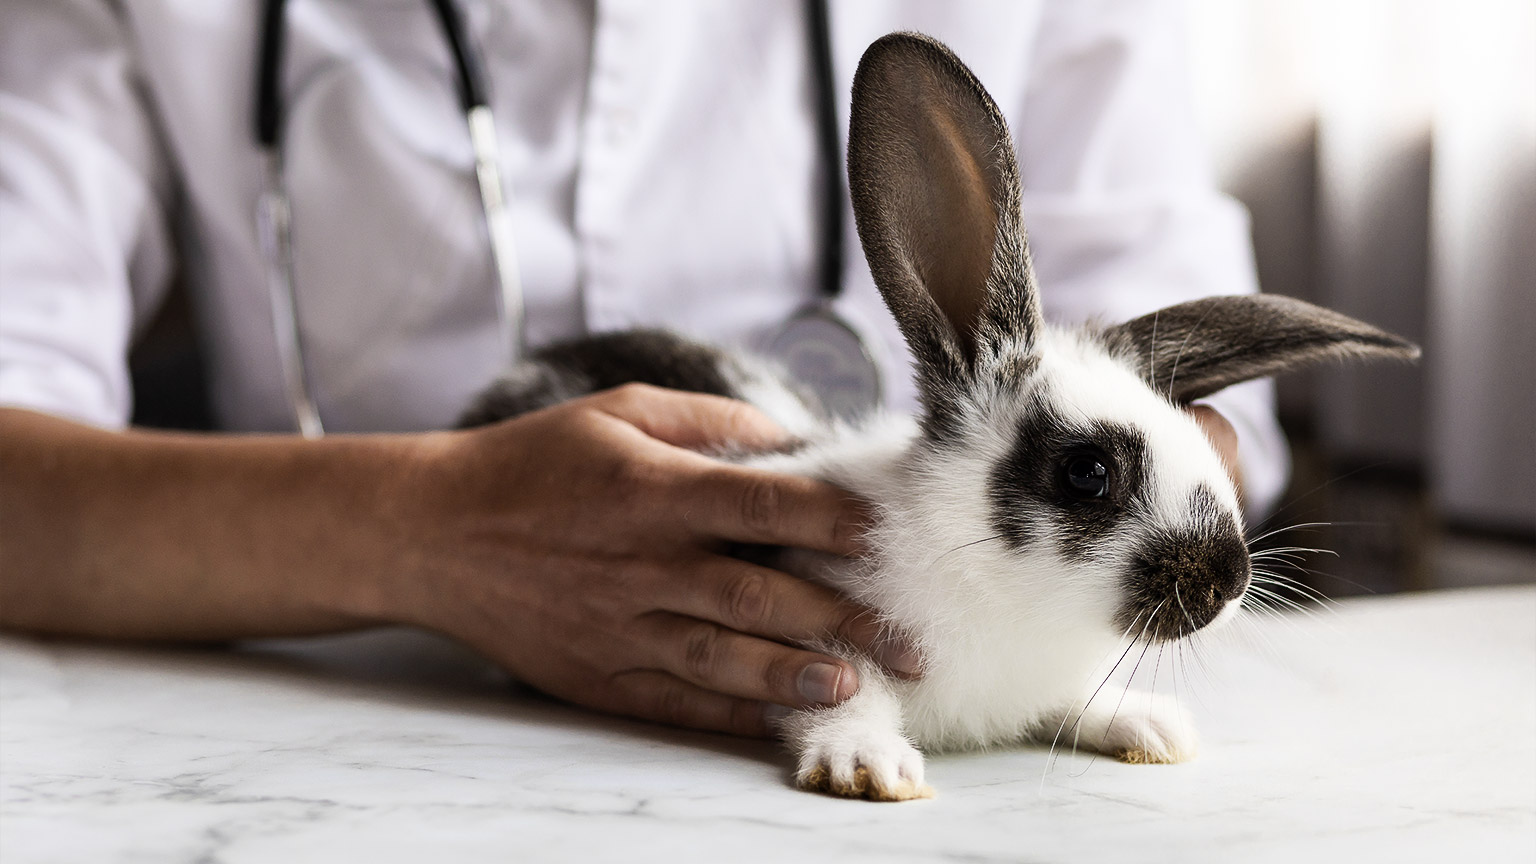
[2,586,1533,863]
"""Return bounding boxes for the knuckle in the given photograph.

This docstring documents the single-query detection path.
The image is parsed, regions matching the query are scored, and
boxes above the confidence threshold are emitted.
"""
[682,623,723,682]
[760,652,801,700]
[602,454,662,504]
[719,400,763,440]
[608,381,657,406]
[831,605,873,646]
[738,475,782,536]
[597,382,661,424]
[830,508,863,552]
[654,681,691,727]
[720,569,772,631]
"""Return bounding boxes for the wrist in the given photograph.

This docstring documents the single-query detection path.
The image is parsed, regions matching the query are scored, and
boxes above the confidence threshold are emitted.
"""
[341,428,480,631]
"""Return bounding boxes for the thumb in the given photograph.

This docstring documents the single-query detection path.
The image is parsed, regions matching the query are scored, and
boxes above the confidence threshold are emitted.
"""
[596,384,791,452]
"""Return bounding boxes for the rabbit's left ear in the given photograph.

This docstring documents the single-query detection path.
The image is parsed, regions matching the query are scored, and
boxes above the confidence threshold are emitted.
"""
[1103,294,1421,403]
[847,33,1043,386]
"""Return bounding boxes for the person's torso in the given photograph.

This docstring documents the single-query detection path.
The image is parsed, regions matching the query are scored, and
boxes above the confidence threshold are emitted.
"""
[126,0,1043,431]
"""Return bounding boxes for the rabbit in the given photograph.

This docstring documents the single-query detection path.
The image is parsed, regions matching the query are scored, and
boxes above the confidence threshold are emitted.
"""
[460,32,1419,802]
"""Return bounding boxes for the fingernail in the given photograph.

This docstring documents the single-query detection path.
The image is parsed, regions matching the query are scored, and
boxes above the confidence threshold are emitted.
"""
[874,637,924,678]
[798,662,856,704]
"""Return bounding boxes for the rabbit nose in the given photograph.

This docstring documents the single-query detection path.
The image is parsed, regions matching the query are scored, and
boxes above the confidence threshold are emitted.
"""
[1120,525,1250,642]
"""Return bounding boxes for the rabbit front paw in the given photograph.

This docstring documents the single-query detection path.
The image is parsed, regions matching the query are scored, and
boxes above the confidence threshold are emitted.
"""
[1068,690,1199,765]
[795,727,932,802]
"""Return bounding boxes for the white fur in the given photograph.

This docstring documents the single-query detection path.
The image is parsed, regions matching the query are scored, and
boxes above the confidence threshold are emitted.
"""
[744,324,1248,789]
[718,354,824,440]
[1054,689,1199,764]
[1036,329,1242,524]
[778,656,930,799]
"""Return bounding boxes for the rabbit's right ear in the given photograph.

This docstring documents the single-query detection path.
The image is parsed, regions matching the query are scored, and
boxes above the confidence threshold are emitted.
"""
[848,33,1043,427]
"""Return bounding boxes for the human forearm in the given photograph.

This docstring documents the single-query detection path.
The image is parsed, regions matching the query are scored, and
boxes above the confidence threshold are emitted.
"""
[0,408,416,640]
[0,391,919,737]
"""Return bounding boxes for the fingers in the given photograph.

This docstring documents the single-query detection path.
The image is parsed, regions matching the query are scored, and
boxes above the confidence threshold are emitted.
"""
[584,382,871,557]
[681,462,872,557]
[1187,404,1237,454]
[594,383,790,452]
[635,611,861,709]
[1186,404,1244,497]
[657,557,922,678]
[605,668,777,737]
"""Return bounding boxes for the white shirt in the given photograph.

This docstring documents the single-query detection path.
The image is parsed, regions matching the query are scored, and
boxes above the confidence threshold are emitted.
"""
[0,0,1289,514]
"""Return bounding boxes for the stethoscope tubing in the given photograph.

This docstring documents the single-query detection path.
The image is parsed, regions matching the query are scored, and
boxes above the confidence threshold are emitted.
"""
[805,0,844,305]
[255,0,522,437]
[257,0,490,147]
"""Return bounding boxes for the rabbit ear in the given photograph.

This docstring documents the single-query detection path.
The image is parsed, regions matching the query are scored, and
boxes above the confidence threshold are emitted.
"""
[848,33,1043,408]
[1104,294,1421,404]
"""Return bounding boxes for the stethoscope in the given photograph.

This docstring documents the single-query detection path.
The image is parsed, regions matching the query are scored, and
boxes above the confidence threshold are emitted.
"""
[255,0,880,438]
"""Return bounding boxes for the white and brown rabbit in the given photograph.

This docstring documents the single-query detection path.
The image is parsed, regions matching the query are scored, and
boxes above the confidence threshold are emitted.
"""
[462,33,1418,801]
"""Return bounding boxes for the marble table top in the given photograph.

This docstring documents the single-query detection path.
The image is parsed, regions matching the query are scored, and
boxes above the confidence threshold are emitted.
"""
[2,585,1533,863]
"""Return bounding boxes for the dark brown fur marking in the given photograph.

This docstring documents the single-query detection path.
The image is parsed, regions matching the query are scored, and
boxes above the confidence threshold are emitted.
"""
[459,330,746,427]
[1118,487,1250,641]
[988,398,1150,561]
[1099,294,1421,404]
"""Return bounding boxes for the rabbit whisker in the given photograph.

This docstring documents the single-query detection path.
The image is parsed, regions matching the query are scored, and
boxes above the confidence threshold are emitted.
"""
[1244,583,1313,615]
[1050,599,1155,765]
[1039,615,1145,788]
[1246,462,1393,539]
[1072,633,1159,778]
[1252,544,1338,558]
[1173,580,1196,635]
[1060,602,1163,770]
[1251,581,1333,612]
[932,532,1006,565]
[1246,521,1336,546]
[1044,608,1149,773]
[1250,570,1335,605]
[1230,608,1286,662]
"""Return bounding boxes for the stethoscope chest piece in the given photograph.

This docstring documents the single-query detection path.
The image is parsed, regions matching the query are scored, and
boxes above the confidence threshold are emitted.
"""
[764,303,882,422]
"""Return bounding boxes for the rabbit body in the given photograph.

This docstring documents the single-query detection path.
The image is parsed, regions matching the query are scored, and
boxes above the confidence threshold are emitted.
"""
[468,320,1240,801]
[748,325,1233,799]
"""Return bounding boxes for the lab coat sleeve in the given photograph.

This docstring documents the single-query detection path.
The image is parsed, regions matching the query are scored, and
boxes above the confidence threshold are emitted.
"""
[0,0,177,429]
[1013,0,1290,519]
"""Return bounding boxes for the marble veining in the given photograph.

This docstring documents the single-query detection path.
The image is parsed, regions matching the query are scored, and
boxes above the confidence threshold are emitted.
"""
[2,587,1533,863]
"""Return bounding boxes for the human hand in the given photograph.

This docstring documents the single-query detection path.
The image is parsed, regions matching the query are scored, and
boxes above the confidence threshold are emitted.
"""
[387,384,919,737]
[1187,404,1243,502]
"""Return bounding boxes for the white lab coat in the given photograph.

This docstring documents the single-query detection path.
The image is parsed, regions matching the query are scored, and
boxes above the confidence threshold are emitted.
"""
[0,0,1289,514]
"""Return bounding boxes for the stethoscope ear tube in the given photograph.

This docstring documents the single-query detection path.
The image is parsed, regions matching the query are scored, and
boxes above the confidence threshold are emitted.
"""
[468,106,527,363]
[255,0,325,437]
[253,0,520,436]
[254,0,288,149]
[256,0,488,147]
[805,0,843,305]
[256,152,324,438]
[427,0,491,111]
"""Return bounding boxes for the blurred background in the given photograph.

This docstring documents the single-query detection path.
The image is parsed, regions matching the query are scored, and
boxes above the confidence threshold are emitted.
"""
[129,0,1535,596]
[1184,0,1535,593]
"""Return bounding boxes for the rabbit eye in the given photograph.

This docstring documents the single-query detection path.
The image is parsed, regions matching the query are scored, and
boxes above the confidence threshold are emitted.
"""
[1061,452,1111,501]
